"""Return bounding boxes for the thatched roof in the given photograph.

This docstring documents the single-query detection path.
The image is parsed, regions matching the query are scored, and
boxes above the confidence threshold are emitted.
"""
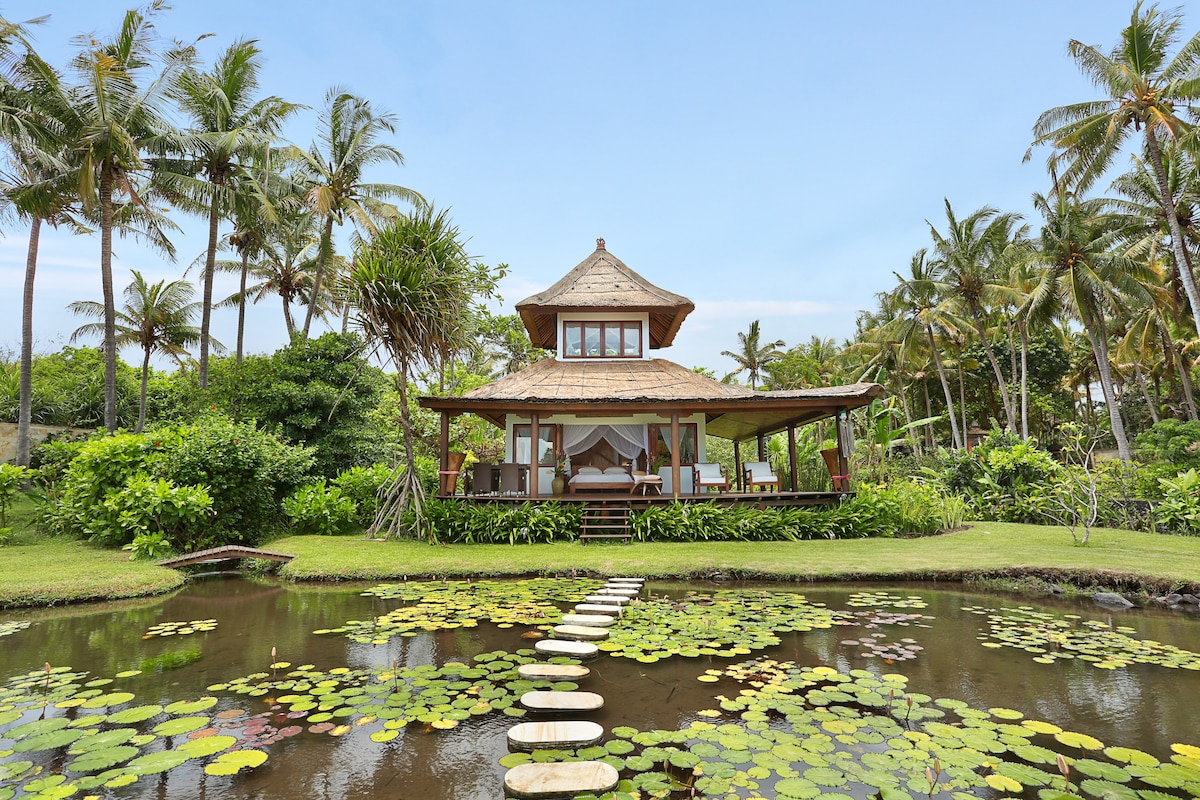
[515,239,695,350]
[420,357,886,439]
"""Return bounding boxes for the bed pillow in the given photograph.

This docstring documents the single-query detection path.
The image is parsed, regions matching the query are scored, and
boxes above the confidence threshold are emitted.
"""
[576,466,602,474]
[603,466,628,475]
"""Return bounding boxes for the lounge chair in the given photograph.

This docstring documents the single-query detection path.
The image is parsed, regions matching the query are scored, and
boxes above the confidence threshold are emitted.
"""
[692,462,729,493]
[743,461,780,492]
[499,462,526,496]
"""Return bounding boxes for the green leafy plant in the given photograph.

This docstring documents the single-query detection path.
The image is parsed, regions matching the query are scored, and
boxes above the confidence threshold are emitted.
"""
[283,481,358,536]
[99,475,213,553]
[331,463,393,525]
[1155,468,1200,536]
[0,463,30,528]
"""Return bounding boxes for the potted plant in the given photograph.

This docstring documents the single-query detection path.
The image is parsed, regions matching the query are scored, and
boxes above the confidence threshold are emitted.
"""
[551,453,569,495]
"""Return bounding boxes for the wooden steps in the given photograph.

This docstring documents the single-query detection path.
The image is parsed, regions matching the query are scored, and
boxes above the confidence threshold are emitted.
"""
[579,501,632,544]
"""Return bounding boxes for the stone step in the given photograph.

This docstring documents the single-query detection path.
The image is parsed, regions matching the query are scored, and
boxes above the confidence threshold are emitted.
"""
[552,624,609,641]
[561,613,616,627]
[597,588,639,596]
[517,663,591,682]
[507,720,604,751]
[504,761,620,799]
[575,603,624,615]
[520,690,605,713]
[583,595,629,605]
[606,580,643,588]
[534,639,599,659]
[611,576,644,583]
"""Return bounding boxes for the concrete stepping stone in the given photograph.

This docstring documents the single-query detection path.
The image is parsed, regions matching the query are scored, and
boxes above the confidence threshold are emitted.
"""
[606,581,642,589]
[583,595,629,605]
[507,720,604,751]
[520,690,605,712]
[561,613,616,627]
[598,587,639,596]
[575,603,623,615]
[611,576,644,583]
[535,639,599,659]
[517,663,590,682]
[552,624,609,641]
[504,761,619,799]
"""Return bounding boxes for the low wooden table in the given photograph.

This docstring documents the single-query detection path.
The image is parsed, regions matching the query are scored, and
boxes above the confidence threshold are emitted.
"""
[632,475,662,495]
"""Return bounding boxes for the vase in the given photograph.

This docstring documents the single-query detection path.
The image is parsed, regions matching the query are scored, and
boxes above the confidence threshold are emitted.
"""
[551,475,566,495]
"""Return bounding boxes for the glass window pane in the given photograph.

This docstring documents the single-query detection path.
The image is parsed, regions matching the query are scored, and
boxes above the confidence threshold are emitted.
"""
[564,323,582,356]
[605,326,621,356]
[514,427,530,463]
[623,324,641,356]
[584,324,601,356]
[538,428,554,466]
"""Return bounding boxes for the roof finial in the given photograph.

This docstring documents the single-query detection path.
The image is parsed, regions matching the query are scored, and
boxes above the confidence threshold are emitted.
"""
[596,237,606,251]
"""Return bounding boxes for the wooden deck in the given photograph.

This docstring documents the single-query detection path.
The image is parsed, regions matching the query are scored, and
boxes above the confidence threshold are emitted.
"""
[437,490,849,508]
[157,545,296,569]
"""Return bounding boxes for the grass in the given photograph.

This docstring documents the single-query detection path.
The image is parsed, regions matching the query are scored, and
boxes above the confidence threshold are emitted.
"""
[271,522,1200,595]
[3,520,1197,608]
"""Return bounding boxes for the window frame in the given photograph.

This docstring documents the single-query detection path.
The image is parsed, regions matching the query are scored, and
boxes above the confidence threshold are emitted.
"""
[561,320,643,359]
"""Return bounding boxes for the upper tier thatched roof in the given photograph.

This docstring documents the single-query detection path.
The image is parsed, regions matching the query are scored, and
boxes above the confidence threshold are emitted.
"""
[515,239,694,350]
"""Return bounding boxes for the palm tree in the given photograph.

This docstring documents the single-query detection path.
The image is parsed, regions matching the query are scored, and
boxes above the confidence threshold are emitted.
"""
[1030,3,1200,331]
[346,207,501,538]
[721,320,784,389]
[165,39,298,387]
[66,4,181,431]
[292,88,425,338]
[1028,192,1155,461]
[69,271,206,432]
[927,200,1026,431]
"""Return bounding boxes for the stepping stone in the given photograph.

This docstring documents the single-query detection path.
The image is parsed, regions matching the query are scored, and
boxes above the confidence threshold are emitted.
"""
[517,663,591,682]
[584,595,629,605]
[611,576,644,583]
[552,624,609,641]
[561,613,616,627]
[520,690,605,712]
[504,761,619,799]
[598,588,639,596]
[507,720,604,751]
[535,639,599,659]
[603,583,641,591]
[575,603,624,615]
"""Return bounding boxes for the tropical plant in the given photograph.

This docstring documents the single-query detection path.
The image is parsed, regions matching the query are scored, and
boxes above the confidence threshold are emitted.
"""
[291,88,424,337]
[721,319,784,388]
[347,207,502,538]
[69,271,206,432]
[283,480,357,536]
[1155,468,1200,535]
[0,463,30,528]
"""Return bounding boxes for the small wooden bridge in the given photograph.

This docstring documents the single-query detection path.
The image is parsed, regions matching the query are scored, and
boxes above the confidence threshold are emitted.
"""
[157,545,296,569]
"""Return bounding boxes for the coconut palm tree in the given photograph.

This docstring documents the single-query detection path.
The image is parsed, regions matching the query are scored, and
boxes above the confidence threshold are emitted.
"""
[164,39,298,387]
[927,200,1027,432]
[1030,2,1200,332]
[346,207,501,538]
[721,320,784,389]
[69,272,206,432]
[66,3,181,431]
[292,88,425,338]
[1028,192,1156,461]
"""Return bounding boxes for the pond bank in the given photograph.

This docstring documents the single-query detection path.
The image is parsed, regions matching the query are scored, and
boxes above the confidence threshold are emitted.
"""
[3,522,1197,609]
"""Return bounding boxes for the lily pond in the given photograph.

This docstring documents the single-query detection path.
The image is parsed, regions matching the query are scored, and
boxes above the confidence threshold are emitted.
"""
[1,576,1198,800]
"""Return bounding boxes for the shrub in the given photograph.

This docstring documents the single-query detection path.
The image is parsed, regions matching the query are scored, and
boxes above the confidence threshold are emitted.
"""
[46,433,153,539]
[284,481,359,536]
[1135,419,1200,469]
[1155,469,1200,536]
[98,475,214,553]
[0,463,30,528]
[847,480,952,536]
[332,463,394,526]
[416,499,581,544]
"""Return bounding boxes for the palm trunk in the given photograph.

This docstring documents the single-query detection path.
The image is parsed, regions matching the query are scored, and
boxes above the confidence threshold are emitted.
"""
[137,346,150,434]
[1146,131,1200,335]
[17,217,41,467]
[957,346,969,443]
[303,214,335,337]
[1019,322,1030,440]
[200,185,220,389]
[100,171,118,433]
[927,324,962,448]
[282,294,295,336]
[1134,364,1160,425]
[1156,312,1198,420]
[371,361,425,539]
[1085,309,1131,462]
[921,379,934,450]
[971,309,1016,432]
[1006,316,1021,437]
[236,247,249,364]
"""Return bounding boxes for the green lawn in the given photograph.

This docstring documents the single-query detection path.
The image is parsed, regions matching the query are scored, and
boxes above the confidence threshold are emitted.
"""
[3,522,1197,609]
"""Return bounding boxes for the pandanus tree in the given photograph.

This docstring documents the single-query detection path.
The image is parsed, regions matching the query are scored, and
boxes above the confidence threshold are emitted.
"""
[1030,2,1200,331]
[1027,192,1156,461]
[164,39,298,386]
[347,207,502,539]
[69,271,206,432]
[293,88,425,338]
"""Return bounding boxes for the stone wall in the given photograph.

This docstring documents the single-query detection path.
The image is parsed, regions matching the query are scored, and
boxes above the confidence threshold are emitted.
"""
[0,422,95,464]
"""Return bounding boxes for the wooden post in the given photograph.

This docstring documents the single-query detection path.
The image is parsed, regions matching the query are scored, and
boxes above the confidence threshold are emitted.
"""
[836,409,849,480]
[529,412,540,498]
[757,433,766,462]
[439,412,450,475]
[733,440,742,492]
[787,425,798,492]
[670,413,681,499]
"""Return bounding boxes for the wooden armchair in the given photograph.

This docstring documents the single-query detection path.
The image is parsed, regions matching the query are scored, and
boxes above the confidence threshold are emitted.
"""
[692,462,729,493]
[743,461,780,492]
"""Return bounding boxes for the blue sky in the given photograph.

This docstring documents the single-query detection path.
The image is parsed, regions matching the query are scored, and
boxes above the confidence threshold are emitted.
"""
[0,0,1163,374]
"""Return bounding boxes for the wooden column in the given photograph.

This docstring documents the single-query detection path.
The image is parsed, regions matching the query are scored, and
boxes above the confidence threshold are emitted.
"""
[529,412,540,498]
[756,433,766,462]
[835,409,850,480]
[733,440,742,492]
[439,412,450,475]
[787,425,798,492]
[670,413,681,499]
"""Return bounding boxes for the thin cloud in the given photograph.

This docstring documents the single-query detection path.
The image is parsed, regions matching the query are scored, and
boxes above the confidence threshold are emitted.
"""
[691,299,844,322]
